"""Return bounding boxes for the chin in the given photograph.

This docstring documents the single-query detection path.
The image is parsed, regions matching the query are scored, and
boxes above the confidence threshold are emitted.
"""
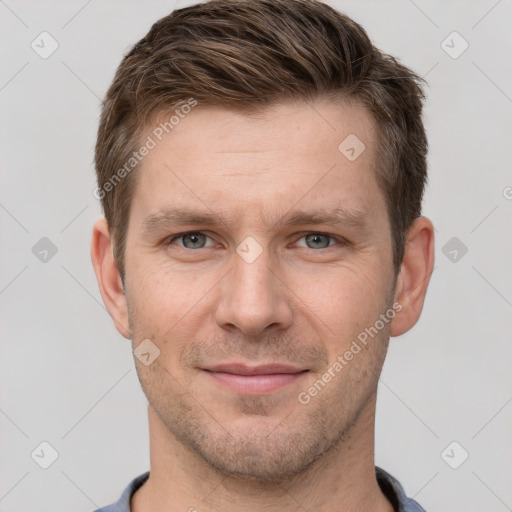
[193,432,331,483]
[162,402,341,484]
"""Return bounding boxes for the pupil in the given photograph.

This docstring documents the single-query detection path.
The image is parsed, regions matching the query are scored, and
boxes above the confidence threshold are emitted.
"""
[184,233,203,248]
[308,234,327,249]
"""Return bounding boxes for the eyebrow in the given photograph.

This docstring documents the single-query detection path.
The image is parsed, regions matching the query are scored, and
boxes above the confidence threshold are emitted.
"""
[139,205,370,236]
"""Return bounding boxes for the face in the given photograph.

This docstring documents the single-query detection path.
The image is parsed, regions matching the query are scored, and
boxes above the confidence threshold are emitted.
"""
[123,100,397,482]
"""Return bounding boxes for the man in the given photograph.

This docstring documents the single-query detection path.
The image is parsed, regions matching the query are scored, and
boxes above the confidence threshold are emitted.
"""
[90,0,434,510]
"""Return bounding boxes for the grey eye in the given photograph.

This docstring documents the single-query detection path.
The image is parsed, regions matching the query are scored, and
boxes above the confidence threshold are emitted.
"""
[181,232,208,249]
[304,234,332,249]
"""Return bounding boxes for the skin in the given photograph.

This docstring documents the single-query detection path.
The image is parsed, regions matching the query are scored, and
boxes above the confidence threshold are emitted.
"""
[91,99,434,512]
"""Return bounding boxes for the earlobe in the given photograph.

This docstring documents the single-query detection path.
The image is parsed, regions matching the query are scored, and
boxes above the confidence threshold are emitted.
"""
[390,216,435,337]
[90,218,131,339]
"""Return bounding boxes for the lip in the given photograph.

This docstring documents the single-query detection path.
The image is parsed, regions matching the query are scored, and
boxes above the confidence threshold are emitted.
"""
[202,363,308,394]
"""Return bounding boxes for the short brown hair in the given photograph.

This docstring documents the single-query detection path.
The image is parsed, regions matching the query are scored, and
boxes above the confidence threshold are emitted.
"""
[94,0,427,282]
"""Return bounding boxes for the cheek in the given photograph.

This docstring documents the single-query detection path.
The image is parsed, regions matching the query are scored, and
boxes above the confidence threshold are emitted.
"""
[128,261,213,339]
[293,264,388,332]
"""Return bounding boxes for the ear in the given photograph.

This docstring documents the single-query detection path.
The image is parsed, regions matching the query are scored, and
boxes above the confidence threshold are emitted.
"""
[390,216,435,337]
[90,217,131,339]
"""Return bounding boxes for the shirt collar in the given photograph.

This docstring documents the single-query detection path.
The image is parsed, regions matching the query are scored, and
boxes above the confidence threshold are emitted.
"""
[96,467,426,512]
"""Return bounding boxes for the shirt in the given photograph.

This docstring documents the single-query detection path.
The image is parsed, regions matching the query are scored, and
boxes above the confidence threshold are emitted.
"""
[92,466,426,512]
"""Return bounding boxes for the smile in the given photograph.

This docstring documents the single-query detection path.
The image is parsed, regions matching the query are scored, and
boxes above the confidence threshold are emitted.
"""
[202,363,309,394]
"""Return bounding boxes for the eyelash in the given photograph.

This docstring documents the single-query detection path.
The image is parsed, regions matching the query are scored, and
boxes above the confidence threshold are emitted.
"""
[165,231,346,250]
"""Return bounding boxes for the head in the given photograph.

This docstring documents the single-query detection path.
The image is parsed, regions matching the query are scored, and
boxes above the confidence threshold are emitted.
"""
[91,0,434,483]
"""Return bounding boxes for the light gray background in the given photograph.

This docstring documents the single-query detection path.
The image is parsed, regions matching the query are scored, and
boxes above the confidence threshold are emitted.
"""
[1,1,511,511]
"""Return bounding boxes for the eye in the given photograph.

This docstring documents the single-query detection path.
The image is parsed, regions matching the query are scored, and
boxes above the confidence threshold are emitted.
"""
[167,231,215,249]
[295,233,342,249]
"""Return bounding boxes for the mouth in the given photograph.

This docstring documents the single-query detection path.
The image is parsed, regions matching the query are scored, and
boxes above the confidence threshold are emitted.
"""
[201,363,309,395]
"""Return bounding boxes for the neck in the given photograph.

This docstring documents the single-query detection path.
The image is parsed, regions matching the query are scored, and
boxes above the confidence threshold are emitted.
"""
[132,393,394,512]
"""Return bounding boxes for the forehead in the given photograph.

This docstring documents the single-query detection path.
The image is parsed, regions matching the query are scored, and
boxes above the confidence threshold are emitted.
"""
[130,100,382,228]
[144,99,374,162]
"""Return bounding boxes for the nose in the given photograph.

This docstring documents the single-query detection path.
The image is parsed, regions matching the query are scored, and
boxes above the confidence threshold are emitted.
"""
[214,246,294,338]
